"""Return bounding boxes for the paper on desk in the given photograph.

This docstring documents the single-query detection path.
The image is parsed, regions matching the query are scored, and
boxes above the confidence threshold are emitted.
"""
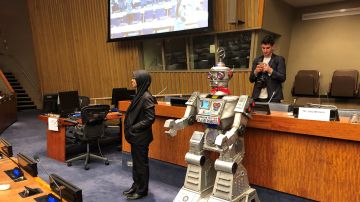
[48,117,59,131]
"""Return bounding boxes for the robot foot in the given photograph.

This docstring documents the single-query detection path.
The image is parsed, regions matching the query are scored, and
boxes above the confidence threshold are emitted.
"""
[173,187,213,202]
[208,188,260,202]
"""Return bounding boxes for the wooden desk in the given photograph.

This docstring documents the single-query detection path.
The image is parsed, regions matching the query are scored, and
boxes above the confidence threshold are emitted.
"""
[0,158,59,201]
[0,95,17,134]
[119,101,360,201]
[38,112,121,162]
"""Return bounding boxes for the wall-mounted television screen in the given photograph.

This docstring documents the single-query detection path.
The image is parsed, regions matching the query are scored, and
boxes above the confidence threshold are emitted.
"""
[108,0,211,41]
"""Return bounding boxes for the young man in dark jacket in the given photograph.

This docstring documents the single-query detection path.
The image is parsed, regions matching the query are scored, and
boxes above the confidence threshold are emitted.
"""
[249,35,286,103]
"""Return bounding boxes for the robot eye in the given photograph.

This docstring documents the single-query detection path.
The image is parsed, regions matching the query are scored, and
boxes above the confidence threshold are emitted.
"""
[217,72,225,79]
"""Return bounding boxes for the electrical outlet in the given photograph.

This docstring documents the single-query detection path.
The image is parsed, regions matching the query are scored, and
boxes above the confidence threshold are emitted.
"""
[209,45,216,53]
[127,161,133,167]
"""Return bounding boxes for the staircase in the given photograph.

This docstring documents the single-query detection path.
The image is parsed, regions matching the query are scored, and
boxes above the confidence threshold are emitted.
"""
[3,72,37,110]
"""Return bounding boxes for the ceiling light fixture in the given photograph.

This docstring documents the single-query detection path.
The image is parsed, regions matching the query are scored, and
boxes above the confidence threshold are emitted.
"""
[302,7,360,21]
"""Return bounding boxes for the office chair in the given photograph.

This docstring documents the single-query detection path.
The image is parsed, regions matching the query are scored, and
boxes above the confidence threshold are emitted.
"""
[292,70,320,96]
[329,69,359,98]
[78,96,90,109]
[66,105,110,170]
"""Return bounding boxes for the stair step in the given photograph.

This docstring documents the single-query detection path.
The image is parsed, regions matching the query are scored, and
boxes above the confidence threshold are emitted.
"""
[9,81,20,86]
[17,105,37,110]
[3,72,13,76]
[7,78,17,82]
[5,75,15,80]
[16,93,29,97]
[17,97,31,101]
[13,86,23,90]
[18,100,34,105]
[15,89,26,93]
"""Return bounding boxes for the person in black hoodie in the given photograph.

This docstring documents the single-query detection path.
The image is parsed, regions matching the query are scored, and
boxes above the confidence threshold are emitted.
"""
[123,70,156,200]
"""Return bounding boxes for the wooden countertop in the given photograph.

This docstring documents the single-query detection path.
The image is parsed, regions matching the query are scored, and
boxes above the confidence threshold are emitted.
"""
[119,101,360,142]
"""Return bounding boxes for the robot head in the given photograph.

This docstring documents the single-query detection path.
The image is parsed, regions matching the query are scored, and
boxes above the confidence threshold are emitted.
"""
[208,63,233,89]
[208,48,233,90]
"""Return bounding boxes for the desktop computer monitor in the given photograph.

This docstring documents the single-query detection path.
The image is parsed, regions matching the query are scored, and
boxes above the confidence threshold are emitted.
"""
[127,89,136,100]
[43,93,58,113]
[111,88,128,107]
[58,91,80,117]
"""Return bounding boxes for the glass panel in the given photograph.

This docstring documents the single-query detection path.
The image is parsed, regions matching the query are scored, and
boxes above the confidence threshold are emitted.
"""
[164,38,187,70]
[218,31,252,69]
[142,39,163,71]
[190,35,215,70]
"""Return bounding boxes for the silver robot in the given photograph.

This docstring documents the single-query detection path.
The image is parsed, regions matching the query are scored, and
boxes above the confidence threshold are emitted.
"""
[164,50,260,202]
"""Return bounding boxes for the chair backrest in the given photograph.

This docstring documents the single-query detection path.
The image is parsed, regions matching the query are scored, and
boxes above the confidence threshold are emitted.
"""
[293,70,320,96]
[80,105,110,139]
[330,69,359,97]
[78,96,90,109]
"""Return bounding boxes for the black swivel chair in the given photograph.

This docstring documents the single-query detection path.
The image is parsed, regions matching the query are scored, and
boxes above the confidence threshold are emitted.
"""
[66,105,110,170]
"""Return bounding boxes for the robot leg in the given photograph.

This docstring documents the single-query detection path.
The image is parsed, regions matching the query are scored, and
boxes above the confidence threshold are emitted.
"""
[209,158,260,202]
[174,131,216,202]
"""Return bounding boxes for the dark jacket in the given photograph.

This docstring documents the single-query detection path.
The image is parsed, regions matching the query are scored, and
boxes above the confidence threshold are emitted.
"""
[249,53,286,101]
[124,91,155,145]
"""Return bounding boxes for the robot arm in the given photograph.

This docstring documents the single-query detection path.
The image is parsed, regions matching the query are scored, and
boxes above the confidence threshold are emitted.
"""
[215,95,253,149]
[164,92,199,137]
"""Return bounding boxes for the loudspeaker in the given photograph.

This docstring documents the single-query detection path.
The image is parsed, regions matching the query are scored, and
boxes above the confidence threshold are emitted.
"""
[43,94,58,113]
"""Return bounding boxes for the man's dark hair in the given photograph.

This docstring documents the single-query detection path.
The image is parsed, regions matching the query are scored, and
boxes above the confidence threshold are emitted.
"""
[261,35,275,46]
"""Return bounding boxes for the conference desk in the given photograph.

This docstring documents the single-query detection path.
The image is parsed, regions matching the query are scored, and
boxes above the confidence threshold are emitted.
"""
[38,112,121,162]
[119,101,360,202]
[0,95,17,134]
[0,158,61,201]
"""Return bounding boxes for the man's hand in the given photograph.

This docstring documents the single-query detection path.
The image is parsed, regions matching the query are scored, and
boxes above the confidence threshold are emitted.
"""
[262,63,273,74]
[254,65,263,75]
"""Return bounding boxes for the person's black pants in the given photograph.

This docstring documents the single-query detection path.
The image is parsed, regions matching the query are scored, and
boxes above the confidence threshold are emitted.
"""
[130,144,149,195]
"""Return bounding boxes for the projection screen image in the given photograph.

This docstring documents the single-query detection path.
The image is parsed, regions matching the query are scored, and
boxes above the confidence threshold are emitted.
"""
[109,0,209,40]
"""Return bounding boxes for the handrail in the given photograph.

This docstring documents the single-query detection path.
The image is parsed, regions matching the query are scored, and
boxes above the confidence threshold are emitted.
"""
[2,54,41,100]
[0,70,14,94]
[153,93,191,98]
[90,94,191,105]
[90,97,112,105]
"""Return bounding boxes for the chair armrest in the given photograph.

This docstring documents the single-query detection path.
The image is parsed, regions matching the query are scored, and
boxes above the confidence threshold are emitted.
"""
[63,119,79,125]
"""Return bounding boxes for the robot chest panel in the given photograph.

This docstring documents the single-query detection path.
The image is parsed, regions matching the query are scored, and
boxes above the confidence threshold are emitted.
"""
[196,98,226,125]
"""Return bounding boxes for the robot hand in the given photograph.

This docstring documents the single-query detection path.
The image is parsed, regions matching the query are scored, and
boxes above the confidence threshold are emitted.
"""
[164,119,178,137]
[215,134,229,151]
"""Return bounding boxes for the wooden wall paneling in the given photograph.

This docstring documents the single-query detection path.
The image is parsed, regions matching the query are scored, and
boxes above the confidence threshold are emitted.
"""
[28,0,264,100]
[194,72,200,93]
[257,0,264,27]
[244,128,360,201]
[28,0,139,98]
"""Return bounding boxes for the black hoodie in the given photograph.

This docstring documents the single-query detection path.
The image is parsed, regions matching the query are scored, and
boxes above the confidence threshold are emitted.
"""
[124,70,156,145]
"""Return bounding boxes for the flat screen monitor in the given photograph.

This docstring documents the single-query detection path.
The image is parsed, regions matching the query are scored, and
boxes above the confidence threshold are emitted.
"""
[0,137,13,157]
[50,174,83,202]
[43,93,59,113]
[127,89,136,100]
[111,88,128,106]
[58,91,80,117]
[108,0,212,41]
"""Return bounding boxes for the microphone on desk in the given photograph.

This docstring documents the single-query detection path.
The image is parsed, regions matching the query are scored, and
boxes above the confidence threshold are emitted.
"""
[267,88,278,104]
[33,155,63,202]
[156,86,167,95]
[0,149,24,181]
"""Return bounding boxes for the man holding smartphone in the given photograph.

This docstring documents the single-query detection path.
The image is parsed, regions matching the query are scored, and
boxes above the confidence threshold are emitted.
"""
[249,35,286,103]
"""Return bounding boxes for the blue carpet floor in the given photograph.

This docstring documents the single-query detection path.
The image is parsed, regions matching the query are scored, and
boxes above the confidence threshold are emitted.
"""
[1,110,314,202]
